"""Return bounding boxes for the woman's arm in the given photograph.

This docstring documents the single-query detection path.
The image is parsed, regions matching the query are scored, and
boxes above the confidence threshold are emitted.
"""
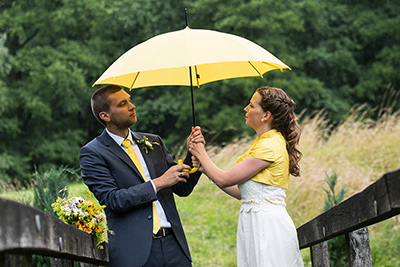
[192,155,241,199]
[189,142,272,191]
[218,185,241,199]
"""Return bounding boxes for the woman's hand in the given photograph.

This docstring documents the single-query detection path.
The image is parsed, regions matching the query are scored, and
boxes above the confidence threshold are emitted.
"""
[187,126,205,150]
[188,139,205,159]
[188,136,206,173]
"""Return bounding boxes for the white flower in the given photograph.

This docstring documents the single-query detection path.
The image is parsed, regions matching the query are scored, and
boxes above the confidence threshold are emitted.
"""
[138,136,159,154]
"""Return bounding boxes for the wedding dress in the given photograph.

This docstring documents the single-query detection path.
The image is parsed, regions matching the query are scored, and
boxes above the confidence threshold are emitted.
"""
[237,180,304,267]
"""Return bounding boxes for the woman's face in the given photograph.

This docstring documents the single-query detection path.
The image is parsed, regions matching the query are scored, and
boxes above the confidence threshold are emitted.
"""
[244,92,265,129]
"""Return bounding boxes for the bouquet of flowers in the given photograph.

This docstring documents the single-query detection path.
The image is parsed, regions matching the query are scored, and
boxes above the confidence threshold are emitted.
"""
[51,191,108,248]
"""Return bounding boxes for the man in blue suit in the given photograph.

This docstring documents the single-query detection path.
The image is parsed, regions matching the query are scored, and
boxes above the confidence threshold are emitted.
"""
[80,85,204,266]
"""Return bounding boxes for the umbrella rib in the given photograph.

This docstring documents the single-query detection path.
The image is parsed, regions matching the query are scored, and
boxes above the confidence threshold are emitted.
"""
[194,66,200,87]
[248,61,263,78]
[129,72,141,90]
[263,62,285,72]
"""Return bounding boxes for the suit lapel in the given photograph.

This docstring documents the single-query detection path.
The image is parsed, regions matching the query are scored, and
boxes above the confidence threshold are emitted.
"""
[132,132,157,180]
[98,130,146,181]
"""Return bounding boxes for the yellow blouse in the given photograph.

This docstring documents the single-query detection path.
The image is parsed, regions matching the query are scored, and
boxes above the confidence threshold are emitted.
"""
[236,129,290,189]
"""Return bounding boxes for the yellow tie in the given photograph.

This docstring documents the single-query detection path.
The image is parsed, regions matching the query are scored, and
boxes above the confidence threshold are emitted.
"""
[122,139,161,234]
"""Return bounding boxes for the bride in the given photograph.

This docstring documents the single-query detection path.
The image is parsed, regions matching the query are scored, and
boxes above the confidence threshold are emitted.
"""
[189,86,304,267]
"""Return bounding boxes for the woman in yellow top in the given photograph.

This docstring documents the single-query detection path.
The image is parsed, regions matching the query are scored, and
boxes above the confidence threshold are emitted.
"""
[189,86,304,267]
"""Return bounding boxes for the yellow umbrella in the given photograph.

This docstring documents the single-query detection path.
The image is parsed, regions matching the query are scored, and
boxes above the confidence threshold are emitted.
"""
[93,27,290,125]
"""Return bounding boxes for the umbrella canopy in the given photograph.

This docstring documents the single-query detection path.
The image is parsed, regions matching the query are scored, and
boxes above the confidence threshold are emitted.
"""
[93,27,290,125]
[93,27,290,89]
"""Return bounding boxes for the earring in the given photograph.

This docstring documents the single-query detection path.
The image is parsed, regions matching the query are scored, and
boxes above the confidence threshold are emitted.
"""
[261,118,265,121]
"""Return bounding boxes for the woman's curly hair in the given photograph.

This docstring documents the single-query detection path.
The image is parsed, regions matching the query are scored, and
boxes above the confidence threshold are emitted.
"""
[256,86,302,177]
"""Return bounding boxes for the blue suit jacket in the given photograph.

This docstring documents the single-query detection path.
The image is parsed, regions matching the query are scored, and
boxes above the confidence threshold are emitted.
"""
[79,130,201,267]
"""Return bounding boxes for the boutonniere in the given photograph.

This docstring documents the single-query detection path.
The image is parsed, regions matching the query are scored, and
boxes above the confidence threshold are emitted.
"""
[138,136,159,154]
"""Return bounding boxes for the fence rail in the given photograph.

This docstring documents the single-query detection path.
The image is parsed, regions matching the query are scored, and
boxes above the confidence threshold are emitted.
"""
[0,197,109,266]
[297,168,400,266]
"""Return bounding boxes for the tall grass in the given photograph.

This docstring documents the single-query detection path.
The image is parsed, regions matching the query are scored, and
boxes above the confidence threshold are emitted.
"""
[1,107,399,266]
[176,106,400,266]
[292,106,400,224]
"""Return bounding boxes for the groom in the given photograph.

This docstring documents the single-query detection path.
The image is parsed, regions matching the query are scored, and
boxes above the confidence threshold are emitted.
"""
[79,85,203,266]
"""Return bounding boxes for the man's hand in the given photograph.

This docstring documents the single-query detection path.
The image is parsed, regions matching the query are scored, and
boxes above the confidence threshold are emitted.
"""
[191,155,205,173]
[152,163,192,192]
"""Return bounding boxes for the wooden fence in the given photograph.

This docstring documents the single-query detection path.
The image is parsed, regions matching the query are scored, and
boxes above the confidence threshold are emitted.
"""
[0,168,399,266]
[297,168,400,266]
[0,198,109,266]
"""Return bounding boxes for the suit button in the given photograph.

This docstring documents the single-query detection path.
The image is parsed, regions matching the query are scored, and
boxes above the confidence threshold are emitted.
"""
[147,215,152,220]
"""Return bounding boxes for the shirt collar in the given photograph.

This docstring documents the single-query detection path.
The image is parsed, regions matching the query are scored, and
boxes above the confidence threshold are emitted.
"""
[106,128,134,147]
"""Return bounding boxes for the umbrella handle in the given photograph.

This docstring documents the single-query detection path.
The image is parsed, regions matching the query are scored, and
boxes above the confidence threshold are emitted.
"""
[177,159,199,174]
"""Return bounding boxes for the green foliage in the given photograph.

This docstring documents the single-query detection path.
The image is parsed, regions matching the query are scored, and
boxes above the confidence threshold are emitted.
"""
[322,170,346,212]
[31,255,51,267]
[0,33,11,77]
[0,0,399,186]
[32,166,77,213]
[370,217,400,266]
[322,170,347,266]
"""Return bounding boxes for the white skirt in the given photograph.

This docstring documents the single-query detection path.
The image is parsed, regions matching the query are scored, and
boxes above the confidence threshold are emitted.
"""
[237,180,303,267]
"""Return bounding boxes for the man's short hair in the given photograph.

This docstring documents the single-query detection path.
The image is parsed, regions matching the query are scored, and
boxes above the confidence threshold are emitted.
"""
[91,85,123,126]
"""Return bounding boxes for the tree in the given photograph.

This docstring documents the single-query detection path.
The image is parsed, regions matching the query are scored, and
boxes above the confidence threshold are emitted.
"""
[0,0,399,185]
[0,0,114,185]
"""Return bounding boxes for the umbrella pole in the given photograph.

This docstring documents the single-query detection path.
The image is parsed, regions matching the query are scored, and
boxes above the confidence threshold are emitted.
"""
[184,8,195,126]
[185,8,189,27]
[189,66,196,126]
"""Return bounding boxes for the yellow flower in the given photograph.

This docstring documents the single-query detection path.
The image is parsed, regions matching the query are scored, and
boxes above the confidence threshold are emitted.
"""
[87,207,94,216]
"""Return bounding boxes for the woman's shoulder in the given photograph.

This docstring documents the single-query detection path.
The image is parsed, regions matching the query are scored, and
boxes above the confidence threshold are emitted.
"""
[258,130,285,147]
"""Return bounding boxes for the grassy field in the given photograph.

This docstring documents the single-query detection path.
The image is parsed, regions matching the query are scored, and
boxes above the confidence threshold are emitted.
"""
[176,109,400,266]
[1,108,399,266]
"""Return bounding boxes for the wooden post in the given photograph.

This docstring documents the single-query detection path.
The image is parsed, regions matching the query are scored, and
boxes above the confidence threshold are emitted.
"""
[346,227,372,267]
[0,253,31,267]
[310,241,330,267]
[80,262,103,267]
[49,257,74,266]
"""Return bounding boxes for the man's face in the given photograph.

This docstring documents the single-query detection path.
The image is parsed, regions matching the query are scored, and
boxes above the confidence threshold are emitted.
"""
[105,90,137,129]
